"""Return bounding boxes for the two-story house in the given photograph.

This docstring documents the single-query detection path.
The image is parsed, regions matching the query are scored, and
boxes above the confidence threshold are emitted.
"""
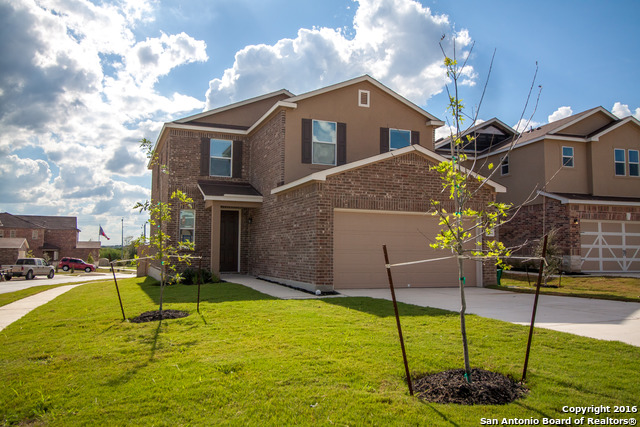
[436,107,640,273]
[0,213,100,263]
[150,75,505,292]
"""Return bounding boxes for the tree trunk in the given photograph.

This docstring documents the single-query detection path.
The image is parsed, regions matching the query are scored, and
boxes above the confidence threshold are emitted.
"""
[458,253,472,381]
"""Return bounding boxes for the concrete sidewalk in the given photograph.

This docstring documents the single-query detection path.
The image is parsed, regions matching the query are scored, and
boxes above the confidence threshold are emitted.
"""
[222,275,640,347]
[0,285,82,331]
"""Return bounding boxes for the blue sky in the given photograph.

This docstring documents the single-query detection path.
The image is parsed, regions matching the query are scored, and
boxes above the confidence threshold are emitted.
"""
[1,0,638,242]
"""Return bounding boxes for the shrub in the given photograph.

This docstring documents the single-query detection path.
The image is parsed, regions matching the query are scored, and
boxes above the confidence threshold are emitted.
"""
[181,268,216,285]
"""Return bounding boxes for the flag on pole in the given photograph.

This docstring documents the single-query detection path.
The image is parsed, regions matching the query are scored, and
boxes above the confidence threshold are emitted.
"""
[99,226,110,240]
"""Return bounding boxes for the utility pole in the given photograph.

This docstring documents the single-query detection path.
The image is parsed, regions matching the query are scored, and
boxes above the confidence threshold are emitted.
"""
[121,217,124,260]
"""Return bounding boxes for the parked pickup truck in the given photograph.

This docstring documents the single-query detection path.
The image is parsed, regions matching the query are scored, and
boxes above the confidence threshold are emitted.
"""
[0,258,55,280]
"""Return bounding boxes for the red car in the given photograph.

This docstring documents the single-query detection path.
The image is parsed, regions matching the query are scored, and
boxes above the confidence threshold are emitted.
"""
[58,257,96,273]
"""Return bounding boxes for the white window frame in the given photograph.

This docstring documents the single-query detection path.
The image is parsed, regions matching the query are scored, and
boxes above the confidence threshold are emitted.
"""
[179,209,196,243]
[614,148,626,176]
[358,90,370,107]
[562,146,574,168]
[501,155,510,176]
[629,149,639,177]
[32,230,38,239]
[389,128,411,151]
[312,120,337,166]
[10,230,16,238]
[210,139,233,177]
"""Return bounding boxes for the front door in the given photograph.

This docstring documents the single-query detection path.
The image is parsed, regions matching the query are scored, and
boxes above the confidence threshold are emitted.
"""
[220,210,240,272]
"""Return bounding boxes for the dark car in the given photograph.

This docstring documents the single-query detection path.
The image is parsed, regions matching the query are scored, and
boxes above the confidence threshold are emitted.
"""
[58,257,96,273]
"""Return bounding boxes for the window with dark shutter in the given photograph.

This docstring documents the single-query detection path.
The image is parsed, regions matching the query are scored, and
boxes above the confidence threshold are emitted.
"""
[380,127,390,153]
[337,122,347,165]
[232,141,243,178]
[301,118,312,163]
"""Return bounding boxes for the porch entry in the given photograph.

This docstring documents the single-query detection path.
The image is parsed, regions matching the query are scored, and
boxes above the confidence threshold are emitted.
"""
[220,209,240,272]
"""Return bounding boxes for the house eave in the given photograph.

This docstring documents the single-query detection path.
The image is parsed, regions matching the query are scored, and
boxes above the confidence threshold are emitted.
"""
[539,191,640,207]
[272,145,506,195]
[203,195,264,203]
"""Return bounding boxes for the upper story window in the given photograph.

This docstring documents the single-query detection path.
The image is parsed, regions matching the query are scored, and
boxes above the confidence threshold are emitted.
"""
[562,146,574,167]
[312,120,337,165]
[629,149,639,177]
[614,149,626,176]
[358,90,370,107]
[32,230,38,239]
[501,155,510,176]
[10,230,16,238]
[179,210,195,243]
[210,139,232,177]
[389,129,411,150]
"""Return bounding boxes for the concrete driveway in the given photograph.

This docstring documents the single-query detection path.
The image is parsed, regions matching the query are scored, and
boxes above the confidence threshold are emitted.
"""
[220,275,640,347]
[339,287,640,347]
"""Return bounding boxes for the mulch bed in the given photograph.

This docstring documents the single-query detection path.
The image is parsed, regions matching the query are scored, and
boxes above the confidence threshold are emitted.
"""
[130,310,190,323]
[413,368,528,405]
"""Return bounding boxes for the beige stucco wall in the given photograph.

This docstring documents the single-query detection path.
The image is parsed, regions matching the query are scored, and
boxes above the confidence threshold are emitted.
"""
[283,81,438,184]
[590,123,640,197]
[544,140,590,195]
[561,110,613,136]
[479,142,547,206]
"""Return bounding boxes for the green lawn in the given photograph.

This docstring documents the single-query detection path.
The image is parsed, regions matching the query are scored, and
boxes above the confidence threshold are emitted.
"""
[495,272,640,302]
[0,277,638,426]
[0,284,68,308]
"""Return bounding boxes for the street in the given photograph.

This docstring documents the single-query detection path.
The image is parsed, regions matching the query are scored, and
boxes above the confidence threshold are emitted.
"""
[0,271,135,294]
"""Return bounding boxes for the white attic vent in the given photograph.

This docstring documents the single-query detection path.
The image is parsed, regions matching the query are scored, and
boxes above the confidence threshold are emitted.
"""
[358,89,370,107]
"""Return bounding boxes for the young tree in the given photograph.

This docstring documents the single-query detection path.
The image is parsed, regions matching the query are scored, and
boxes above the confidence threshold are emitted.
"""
[429,39,540,381]
[134,138,195,314]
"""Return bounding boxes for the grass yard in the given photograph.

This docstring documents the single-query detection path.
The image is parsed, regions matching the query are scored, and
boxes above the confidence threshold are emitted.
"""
[495,272,640,302]
[0,277,638,426]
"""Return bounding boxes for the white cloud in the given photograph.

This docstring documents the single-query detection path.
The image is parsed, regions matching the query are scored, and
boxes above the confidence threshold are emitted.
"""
[548,106,573,123]
[513,118,542,133]
[0,0,207,240]
[205,0,473,109]
[612,102,640,120]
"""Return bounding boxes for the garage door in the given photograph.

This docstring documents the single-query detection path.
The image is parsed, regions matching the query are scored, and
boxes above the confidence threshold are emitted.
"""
[333,210,479,289]
[580,220,640,272]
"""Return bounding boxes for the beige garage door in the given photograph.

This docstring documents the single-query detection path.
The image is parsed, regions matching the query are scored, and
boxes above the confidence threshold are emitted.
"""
[333,210,479,289]
[580,220,640,272]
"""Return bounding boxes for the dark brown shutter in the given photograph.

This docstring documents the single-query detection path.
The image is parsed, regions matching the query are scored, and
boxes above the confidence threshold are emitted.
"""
[302,119,312,163]
[380,127,389,153]
[411,131,420,146]
[200,137,210,176]
[232,140,243,178]
[337,122,347,165]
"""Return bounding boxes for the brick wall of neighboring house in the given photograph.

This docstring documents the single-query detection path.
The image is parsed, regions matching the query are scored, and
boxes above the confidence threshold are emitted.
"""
[0,227,44,257]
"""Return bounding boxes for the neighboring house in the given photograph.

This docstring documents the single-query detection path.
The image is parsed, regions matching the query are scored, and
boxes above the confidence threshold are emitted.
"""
[436,107,640,273]
[0,238,29,265]
[0,213,100,263]
[150,75,505,292]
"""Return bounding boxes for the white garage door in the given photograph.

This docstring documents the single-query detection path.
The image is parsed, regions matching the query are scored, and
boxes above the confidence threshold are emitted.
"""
[580,220,640,272]
[333,209,479,289]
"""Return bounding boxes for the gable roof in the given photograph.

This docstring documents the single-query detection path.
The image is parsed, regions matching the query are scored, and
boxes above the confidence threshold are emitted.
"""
[285,75,444,125]
[151,75,444,167]
[435,118,517,153]
[0,238,29,249]
[467,106,635,158]
[0,213,43,229]
[271,144,506,195]
[15,215,78,231]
